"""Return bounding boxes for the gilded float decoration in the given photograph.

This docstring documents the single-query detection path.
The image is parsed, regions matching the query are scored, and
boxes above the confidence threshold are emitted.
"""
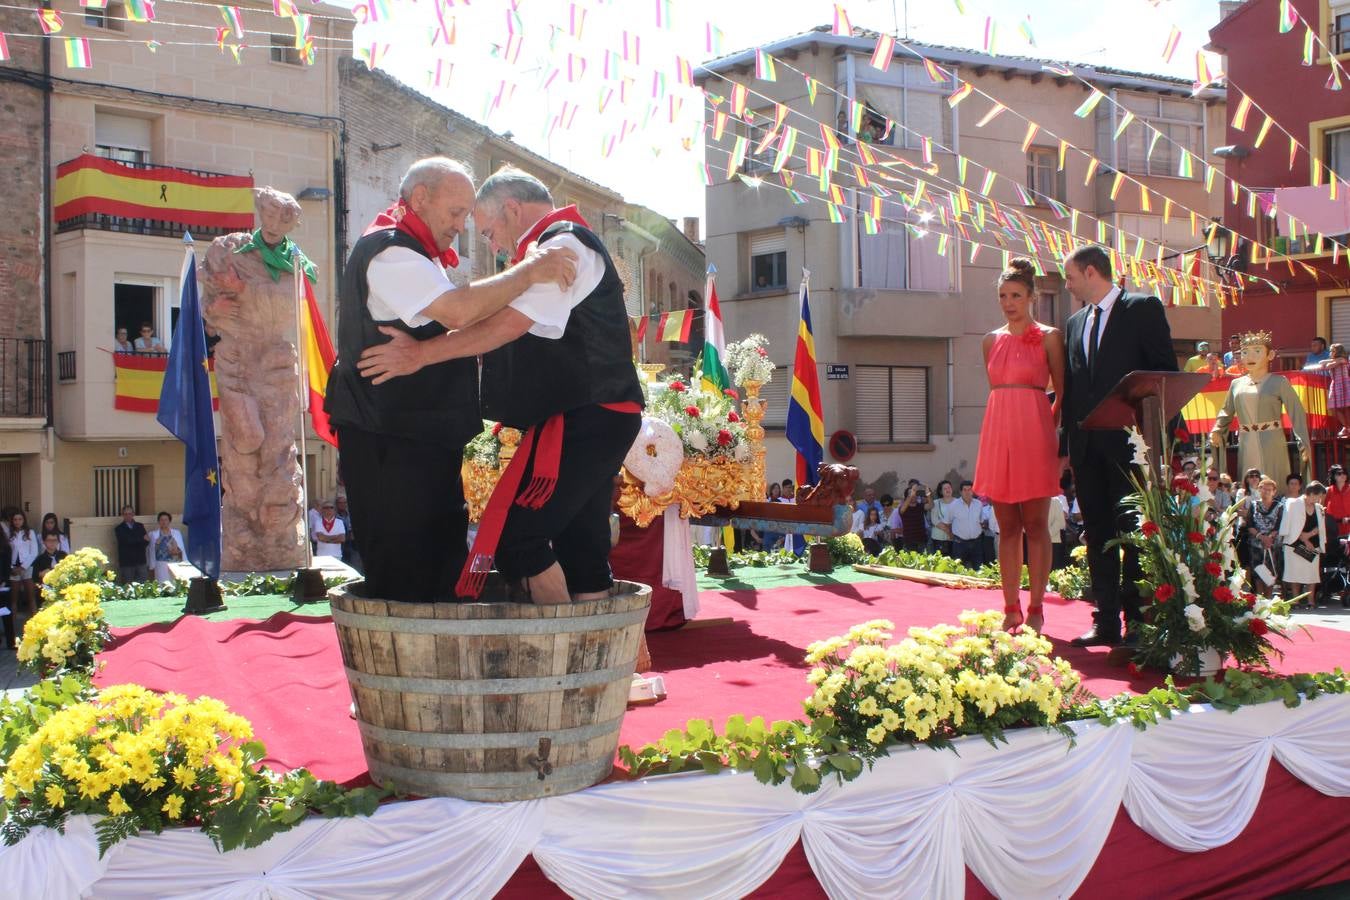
[460,337,774,527]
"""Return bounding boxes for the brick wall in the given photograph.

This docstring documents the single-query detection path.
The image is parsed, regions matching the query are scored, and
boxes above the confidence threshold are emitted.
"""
[338,59,484,281]
[0,7,47,341]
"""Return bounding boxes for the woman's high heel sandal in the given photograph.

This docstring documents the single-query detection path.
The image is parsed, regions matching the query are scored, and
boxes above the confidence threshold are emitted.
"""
[1024,603,1044,633]
[1002,603,1024,632]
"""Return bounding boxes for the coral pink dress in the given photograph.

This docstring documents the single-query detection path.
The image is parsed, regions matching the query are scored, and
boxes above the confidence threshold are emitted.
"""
[973,325,1061,504]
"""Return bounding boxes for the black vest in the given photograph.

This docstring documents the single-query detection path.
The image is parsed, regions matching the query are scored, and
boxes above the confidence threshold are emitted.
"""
[480,222,643,429]
[324,229,480,448]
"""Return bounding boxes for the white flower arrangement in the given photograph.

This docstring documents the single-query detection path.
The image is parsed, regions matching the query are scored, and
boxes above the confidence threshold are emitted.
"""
[724,334,775,386]
[643,374,749,460]
[1182,603,1207,634]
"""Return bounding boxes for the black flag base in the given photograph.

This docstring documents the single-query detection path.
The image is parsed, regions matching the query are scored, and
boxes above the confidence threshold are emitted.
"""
[292,567,328,604]
[184,577,226,615]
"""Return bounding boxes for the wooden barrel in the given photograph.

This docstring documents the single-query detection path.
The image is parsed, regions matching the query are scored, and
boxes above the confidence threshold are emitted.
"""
[329,580,651,802]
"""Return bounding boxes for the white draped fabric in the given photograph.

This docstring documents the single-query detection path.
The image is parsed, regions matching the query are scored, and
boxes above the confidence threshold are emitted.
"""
[661,506,700,620]
[3,695,1347,899]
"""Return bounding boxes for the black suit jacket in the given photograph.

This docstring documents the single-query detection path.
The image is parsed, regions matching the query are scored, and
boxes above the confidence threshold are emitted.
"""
[1061,291,1178,464]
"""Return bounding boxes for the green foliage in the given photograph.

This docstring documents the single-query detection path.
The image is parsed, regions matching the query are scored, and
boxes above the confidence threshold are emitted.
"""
[1076,669,1349,730]
[96,573,349,603]
[1048,563,1090,600]
[824,533,871,566]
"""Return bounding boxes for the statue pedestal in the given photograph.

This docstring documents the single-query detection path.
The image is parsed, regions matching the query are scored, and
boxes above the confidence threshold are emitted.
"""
[706,547,731,576]
[808,543,833,574]
[183,578,226,615]
[292,567,328,603]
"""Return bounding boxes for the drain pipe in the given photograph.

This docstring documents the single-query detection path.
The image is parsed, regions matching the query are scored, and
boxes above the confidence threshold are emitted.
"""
[41,10,53,428]
[945,337,955,438]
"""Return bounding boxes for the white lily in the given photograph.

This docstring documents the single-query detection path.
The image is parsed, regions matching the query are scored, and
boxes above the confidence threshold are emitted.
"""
[1183,602,1207,633]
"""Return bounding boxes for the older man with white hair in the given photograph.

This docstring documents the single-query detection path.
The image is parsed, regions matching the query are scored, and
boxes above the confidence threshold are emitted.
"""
[358,165,643,604]
[325,157,578,602]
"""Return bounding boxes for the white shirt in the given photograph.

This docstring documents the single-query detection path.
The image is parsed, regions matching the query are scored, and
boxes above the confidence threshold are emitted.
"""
[308,507,323,534]
[1057,494,1080,517]
[313,516,346,557]
[366,246,454,327]
[850,508,866,534]
[946,497,985,541]
[1081,285,1122,359]
[1047,498,1066,542]
[508,233,605,339]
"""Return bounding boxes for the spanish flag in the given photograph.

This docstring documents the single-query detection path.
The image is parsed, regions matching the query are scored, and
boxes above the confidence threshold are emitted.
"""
[114,352,219,413]
[54,154,254,230]
[1181,372,1332,435]
[786,275,825,486]
[299,276,338,447]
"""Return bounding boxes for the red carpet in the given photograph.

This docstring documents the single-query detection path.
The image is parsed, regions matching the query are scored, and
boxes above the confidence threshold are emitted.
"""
[95,580,1350,897]
[96,580,1350,786]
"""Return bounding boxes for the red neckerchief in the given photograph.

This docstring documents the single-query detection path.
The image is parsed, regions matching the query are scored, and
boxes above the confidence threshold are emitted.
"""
[365,199,460,268]
[510,205,590,265]
[321,516,337,533]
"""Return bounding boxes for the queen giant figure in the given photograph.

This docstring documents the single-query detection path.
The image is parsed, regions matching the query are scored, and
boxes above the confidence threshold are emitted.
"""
[1209,330,1310,480]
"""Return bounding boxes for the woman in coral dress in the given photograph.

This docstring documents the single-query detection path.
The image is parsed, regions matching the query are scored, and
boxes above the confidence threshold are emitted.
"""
[973,258,1066,632]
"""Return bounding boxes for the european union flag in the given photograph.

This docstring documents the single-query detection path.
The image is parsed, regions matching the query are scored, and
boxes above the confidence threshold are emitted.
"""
[157,240,221,579]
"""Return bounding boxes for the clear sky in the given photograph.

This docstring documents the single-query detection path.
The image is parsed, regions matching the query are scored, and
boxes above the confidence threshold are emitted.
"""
[355,0,1226,221]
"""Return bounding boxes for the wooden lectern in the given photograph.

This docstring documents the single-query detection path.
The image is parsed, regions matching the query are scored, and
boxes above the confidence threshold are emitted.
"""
[1080,371,1212,473]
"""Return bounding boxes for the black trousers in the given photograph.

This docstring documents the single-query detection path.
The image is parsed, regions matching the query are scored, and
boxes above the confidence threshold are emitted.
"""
[337,425,467,602]
[1072,444,1142,638]
[496,406,641,595]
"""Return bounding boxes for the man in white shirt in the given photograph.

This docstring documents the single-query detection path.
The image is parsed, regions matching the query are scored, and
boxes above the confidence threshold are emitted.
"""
[357,165,644,604]
[312,500,345,558]
[324,157,579,602]
[946,481,985,567]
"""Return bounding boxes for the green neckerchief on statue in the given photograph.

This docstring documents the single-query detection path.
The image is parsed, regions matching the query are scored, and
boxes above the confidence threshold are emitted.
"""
[234,230,318,285]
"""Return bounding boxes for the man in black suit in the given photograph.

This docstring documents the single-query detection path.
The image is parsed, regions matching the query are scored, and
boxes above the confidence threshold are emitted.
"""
[1060,246,1178,646]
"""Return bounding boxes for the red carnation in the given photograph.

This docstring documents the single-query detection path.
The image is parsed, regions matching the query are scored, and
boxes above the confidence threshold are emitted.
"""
[1153,583,1175,602]
[670,381,687,393]
[1205,562,1222,577]
[1249,618,1269,636]
[1189,483,1200,496]
[724,388,739,399]
[1127,662,1142,678]
[1171,476,1190,492]
[1174,427,1189,440]
[727,411,741,423]
[717,429,733,446]
[1242,592,1256,604]
[1141,521,1160,538]
[684,405,700,417]
[1209,552,1223,561]
[1187,532,1204,544]
[1212,585,1234,603]
[491,422,503,436]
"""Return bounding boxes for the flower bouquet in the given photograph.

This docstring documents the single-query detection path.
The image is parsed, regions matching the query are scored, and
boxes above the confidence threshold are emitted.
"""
[17,581,110,678]
[1116,427,1294,675]
[804,611,1083,750]
[617,351,771,526]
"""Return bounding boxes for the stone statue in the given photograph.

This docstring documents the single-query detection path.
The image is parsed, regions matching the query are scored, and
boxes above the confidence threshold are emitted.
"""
[1209,330,1311,481]
[198,187,309,572]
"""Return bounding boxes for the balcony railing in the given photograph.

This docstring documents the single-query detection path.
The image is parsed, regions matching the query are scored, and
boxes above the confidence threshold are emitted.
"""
[54,154,255,239]
[0,338,48,419]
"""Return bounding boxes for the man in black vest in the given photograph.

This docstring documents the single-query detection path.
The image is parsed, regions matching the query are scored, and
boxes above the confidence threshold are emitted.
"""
[1060,245,1178,647]
[325,157,578,601]
[358,165,644,604]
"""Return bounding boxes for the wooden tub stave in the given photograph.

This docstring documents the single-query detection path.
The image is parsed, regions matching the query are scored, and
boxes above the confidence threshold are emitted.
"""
[330,582,650,802]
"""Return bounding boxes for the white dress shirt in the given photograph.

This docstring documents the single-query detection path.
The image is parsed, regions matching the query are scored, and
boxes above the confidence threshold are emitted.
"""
[946,497,985,541]
[1081,285,1122,359]
[366,246,454,327]
[508,233,606,340]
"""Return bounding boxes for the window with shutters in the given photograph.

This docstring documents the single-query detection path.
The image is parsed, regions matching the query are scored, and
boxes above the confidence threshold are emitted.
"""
[93,466,141,518]
[748,230,787,291]
[1329,296,1350,347]
[95,110,153,164]
[85,2,126,30]
[1026,148,1065,204]
[758,366,790,429]
[1106,92,1204,179]
[854,365,929,444]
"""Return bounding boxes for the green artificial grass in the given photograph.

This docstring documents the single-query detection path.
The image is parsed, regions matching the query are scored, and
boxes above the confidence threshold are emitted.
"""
[100,566,883,629]
[102,594,331,629]
[696,563,890,593]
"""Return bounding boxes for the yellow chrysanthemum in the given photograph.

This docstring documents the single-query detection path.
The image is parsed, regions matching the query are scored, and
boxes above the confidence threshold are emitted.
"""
[162,794,185,820]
